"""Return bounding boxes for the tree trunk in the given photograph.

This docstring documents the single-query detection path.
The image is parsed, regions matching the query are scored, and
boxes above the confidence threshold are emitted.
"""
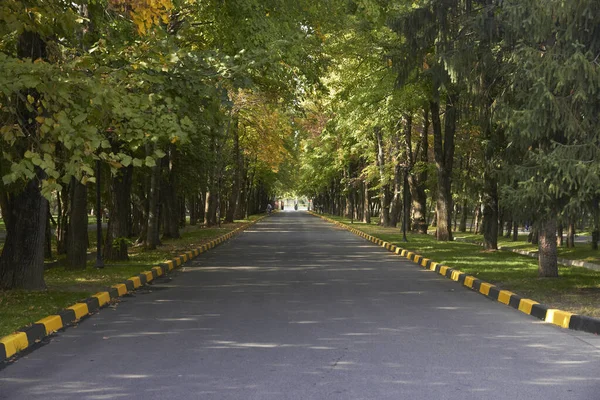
[459,199,468,232]
[45,203,53,259]
[374,126,391,226]
[161,149,180,239]
[592,197,599,250]
[566,221,575,248]
[504,220,512,239]
[226,119,242,223]
[0,174,48,289]
[205,188,217,226]
[363,181,371,224]
[407,111,429,234]
[390,165,401,227]
[0,31,48,290]
[538,218,558,278]
[557,223,564,247]
[189,195,198,225]
[66,179,89,269]
[512,222,519,241]
[104,166,132,261]
[431,91,457,241]
[473,204,481,233]
[481,172,498,250]
[146,163,161,249]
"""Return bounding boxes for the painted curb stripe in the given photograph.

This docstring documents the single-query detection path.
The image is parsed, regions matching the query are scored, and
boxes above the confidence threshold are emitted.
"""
[463,276,476,288]
[439,265,449,276]
[112,283,128,296]
[67,303,89,320]
[93,292,111,307]
[497,290,515,306]
[518,299,539,315]
[479,282,494,296]
[37,315,63,335]
[144,271,154,282]
[546,309,573,328]
[0,333,28,359]
[127,276,142,288]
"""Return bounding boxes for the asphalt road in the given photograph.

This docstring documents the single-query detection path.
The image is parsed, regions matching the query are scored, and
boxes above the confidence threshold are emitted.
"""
[1,212,600,399]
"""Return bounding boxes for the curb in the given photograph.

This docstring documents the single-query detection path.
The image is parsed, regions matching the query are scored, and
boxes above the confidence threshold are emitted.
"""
[0,215,267,362]
[310,212,600,336]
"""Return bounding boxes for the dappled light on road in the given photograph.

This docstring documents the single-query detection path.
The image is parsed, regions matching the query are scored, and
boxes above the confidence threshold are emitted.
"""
[2,213,600,399]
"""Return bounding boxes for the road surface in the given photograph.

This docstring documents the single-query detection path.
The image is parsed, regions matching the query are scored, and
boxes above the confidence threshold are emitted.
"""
[1,212,600,399]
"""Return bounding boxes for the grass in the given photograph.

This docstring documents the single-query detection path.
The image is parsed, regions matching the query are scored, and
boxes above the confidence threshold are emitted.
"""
[453,232,600,264]
[326,215,600,318]
[0,216,261,338]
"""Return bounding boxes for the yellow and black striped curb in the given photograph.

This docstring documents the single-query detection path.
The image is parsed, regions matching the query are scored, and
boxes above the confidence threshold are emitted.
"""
[309,212,600,336]
[0,216,267,362]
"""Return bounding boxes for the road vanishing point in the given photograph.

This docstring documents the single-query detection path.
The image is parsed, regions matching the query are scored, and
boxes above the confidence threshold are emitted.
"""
[1,212,600,399]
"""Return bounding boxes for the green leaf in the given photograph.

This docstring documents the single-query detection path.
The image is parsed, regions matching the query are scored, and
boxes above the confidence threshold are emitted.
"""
[145,156,156,168]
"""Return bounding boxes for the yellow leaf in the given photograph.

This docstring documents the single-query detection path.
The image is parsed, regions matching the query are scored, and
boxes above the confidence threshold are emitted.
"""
[35,116,45,124]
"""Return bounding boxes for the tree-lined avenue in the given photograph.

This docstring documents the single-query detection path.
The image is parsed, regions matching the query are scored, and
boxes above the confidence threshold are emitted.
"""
[1,212,599,399]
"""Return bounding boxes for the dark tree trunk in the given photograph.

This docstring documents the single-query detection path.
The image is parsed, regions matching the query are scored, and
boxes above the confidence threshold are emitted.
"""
[178,196,186,228]
[56,186,70,255]
[557,223,564,247]
[374,126,391,226]
[0,174,48,289]
[459,199,468,232]
[189,195,198,225]
[408,110,428,234]
[481,172,498,250]
[0,31,48,290]
[530,226,539,245]
[566,221,575,248]
[497,208,504,237]
[104,166,132,261]
[146,163,161,249]
[431,92,457,241]
[226,118,242,223]
[45,203,53,259]
[66,179,89,269]
[161,149,180,239]
[504,220,512,239]
[538,218,558,278]
[592,197,599,250]
[512,222,519,241]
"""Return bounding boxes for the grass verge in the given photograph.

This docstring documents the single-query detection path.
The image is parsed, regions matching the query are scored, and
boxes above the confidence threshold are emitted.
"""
[325,215,600,318]
[0,216,261,338]
[452,232,600,264]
